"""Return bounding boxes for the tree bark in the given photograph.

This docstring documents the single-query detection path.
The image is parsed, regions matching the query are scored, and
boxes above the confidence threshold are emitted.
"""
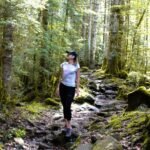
[105,0,125,75]
[90,0,99,68]
[2,22,14,98]
[87,0,93,66]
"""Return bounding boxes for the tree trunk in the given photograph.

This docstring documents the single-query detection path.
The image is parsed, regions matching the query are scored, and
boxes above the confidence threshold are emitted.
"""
[87,0,93,66]
[1,22,14,99]
[105,0,125,75]
[102,0,110,70]
[90,0,99,68]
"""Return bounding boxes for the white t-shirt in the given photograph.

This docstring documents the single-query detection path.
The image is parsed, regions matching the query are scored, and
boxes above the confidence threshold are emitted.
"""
[60,61,80,87]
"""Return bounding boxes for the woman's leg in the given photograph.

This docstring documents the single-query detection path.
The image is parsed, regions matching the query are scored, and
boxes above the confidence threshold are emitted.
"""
[64,86,75,128]
[59,83,75,131]
[59,83,68,127]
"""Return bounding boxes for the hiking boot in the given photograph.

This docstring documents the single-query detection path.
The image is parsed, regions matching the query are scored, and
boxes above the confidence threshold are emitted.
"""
[65,128,72,137]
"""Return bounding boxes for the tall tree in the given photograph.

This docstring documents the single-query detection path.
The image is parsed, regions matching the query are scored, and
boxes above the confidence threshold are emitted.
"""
[0,0,15,101]
[90,0,100,68]
[104,0,126,74]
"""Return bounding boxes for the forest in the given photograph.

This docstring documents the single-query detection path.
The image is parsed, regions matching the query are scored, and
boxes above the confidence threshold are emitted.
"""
[0,0,150,149]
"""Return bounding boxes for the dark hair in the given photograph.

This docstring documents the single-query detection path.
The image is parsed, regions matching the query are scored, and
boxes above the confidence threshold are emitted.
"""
[66,51,78,65]
[66,51,78,63]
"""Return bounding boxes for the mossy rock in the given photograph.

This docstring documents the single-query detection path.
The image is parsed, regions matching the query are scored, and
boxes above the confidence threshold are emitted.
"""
[80,76,89,88]
[127,86,150,111]
[75,94,95,105]
[92,69,105,78]
[80,66,90,72]
[127,71,141,86]
[75,88,94,104]
[117,71,128,79]
[76,144,92,150]
[108,111,150,148]
[45,98,60,106]
[93,136,123,150]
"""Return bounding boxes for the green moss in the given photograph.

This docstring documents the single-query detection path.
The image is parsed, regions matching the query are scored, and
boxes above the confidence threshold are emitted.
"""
[80,66,90,72]
[117,85,130,100]
[45,98,60,106]
[70,136,81,150]
[143,132,150,150]
[0,143,4,150]
[89,122,105,131]
[23,101,47,114]
[11,128,26,138]
[108,114,122,129]
[117,70,128,79]
[137,86,150,96]
[108,111,150,147]
[3,127,26,141]
[92,69,106,78]
[80,76,89,88]
[127,86,150,111]
[127,71,142,86]
[75,88,92,104]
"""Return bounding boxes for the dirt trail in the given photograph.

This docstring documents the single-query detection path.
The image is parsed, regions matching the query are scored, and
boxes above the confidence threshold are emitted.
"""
[5,72,129,150]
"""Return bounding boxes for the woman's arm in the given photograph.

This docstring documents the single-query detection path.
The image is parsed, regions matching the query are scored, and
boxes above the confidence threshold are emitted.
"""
[56,69,63,96]
[76,68,80,96]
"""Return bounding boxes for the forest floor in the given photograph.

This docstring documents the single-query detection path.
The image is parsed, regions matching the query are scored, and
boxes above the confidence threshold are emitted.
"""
[0,70,150,150]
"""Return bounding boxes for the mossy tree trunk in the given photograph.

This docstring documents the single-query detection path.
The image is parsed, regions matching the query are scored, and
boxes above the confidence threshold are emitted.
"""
[0,0,15,101]
[1,23,14,101]
[90,0,99,68]
[38,4,48,93]
[104,0,126,75]
[88,0,93,66]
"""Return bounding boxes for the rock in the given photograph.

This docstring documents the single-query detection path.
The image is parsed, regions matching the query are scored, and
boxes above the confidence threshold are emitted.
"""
[75,93,95,105]
[50,124,61,131]
[81,66,90,72]
[91,135,97,144]
[105,90,117,95]
[14,138,24,146]
[95,99,118,109]
[45,98,60,106]
[96,112,111,117]
[91,134,103,144]
[53,113,62,120]
[93,136,123,150]
[112,133,121,141]
[127,86,150,111]
[76,143,92,150]
[88,81,100,91]
[79,103,99,112]
[38,142,51,149]
[137,104,149,111]
[104,84,118,91]
[92,91,101,96]
[117,71,128,79]
[95,95,106,100]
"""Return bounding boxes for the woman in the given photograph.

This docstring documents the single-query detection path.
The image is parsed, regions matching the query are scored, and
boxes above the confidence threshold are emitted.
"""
[56,51,80,137]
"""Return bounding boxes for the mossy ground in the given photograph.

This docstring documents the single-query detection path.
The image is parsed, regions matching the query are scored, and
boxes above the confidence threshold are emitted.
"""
[20,101,51,121]
[80,66,90,72]
[108,110,150,148]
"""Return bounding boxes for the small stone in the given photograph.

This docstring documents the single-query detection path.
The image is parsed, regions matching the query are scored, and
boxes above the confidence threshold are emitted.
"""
[91,135,97,143]
[38,142,51,149]
[14,137,24,146]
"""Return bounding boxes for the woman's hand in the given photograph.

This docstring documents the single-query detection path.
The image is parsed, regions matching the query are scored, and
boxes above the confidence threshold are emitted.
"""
[76,88,80,97]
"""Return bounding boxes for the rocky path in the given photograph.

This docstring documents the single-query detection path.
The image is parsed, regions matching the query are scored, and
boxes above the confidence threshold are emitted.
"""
[4,71,136,150]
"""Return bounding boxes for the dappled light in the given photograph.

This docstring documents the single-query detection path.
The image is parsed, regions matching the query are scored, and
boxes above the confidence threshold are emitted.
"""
[0,0,150,149]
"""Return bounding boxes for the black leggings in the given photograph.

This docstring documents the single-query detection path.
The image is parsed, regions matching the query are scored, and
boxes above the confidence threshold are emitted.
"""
[59,82,76,121]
